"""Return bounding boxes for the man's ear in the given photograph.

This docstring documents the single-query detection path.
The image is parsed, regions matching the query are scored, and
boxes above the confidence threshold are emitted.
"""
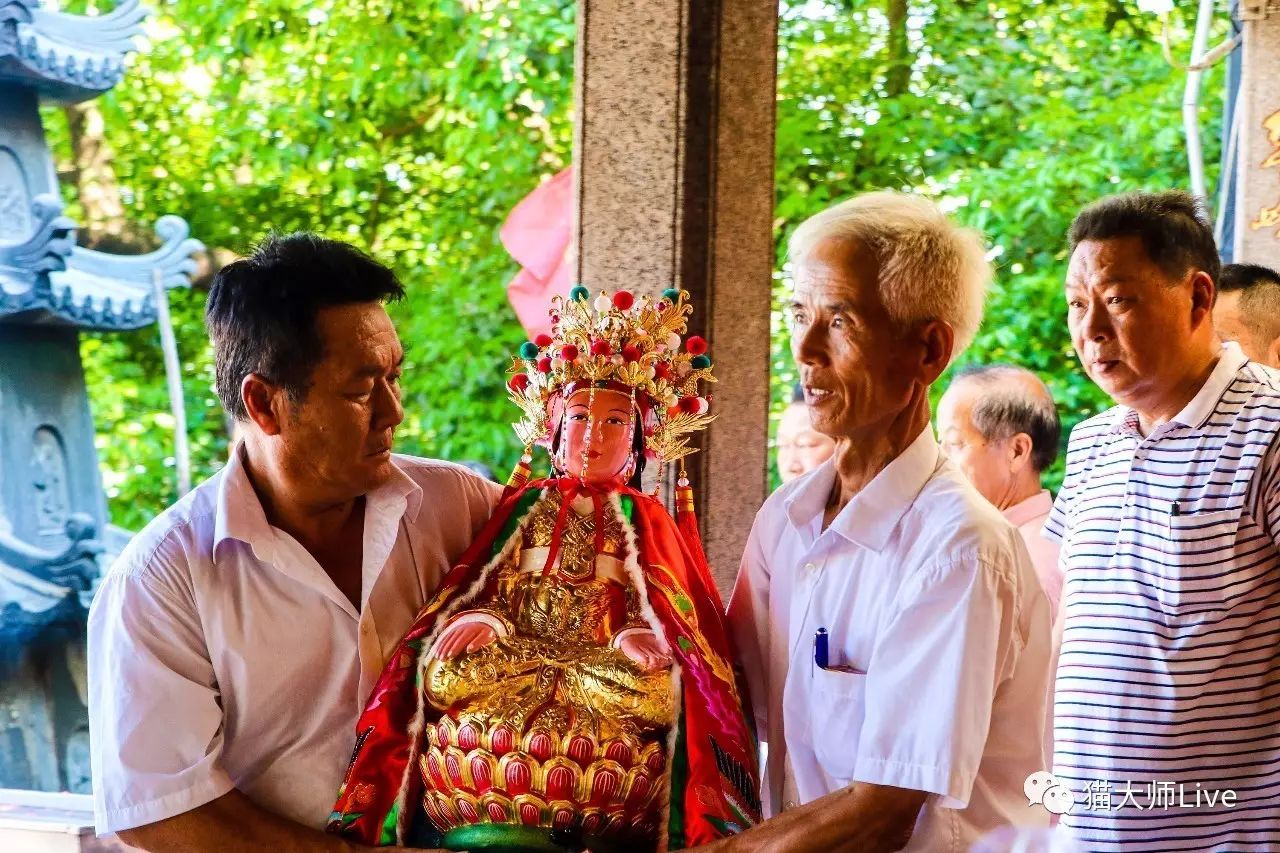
[1008,432,1034,472]
[1190,270,1215,329]
[919,320,955,386]
[242,373,284,436]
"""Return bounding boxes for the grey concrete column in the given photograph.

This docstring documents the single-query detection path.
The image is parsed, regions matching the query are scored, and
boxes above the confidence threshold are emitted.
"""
[1236,4,1280,269]
[574,0,778,594]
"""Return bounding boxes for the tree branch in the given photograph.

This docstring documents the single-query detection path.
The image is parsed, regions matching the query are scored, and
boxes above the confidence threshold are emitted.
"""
[885,0,911,98]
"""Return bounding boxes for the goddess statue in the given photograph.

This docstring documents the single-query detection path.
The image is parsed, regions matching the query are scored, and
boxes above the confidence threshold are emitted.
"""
[328,287,760,852]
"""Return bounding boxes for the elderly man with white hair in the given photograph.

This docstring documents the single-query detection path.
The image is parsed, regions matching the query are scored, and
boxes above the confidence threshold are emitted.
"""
[715,193,1053,852]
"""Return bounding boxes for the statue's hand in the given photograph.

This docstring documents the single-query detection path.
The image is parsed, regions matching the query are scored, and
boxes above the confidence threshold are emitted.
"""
[434,621,499,660]
[619,631,673,671]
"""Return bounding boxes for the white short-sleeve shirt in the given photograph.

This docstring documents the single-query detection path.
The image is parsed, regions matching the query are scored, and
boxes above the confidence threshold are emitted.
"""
[87,447,500,835]
[728,427,1052,852]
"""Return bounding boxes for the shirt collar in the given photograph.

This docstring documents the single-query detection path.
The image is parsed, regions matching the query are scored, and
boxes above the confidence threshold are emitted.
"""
[213,445,422,561]
[214,443,276,564]
[1170,341,1247,429]
[369,456,422,520]
[1003,489,1053,528]
[1107,342,1248,435]
[784,426,941,553]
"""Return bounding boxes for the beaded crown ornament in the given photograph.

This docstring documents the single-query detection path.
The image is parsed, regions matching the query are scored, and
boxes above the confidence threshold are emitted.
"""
[506,285,715,477]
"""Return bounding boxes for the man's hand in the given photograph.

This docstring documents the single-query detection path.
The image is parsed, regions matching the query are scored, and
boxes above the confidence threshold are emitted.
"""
[433,621,498,660]
[619,630,673,670]
[696,782,926,853]
[115,788,439,852]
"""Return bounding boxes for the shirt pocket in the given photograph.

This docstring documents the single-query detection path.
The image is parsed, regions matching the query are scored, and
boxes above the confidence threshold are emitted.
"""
[808,667,867,781]
[1158,507,1242,616]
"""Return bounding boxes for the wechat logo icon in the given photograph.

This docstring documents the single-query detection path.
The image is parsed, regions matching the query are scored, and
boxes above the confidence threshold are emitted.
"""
[1025,771,1076,816]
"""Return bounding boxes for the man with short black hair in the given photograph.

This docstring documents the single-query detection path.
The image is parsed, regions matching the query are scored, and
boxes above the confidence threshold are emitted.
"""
[1051,191,1280,850]
[1214,262,1280,368]
[937,365,1063,617]
[88,234,498,851]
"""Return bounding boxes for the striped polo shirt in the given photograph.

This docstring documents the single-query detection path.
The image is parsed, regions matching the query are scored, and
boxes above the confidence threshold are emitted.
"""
[1045,342,1280,852]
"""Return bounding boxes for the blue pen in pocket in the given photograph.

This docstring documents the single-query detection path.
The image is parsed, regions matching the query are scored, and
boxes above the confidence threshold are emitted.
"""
[814,627,866,674]
[814,627,829,669]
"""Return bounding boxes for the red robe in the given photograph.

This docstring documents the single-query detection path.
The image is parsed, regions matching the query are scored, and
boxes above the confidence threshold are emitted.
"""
[327,478,761,849]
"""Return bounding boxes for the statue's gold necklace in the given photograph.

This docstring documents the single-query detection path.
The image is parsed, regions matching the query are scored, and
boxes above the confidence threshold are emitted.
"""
[527,489,626,581]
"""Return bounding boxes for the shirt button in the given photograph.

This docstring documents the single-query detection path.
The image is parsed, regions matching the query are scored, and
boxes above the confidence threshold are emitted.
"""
[785,800,797,810]
[803,562,816,572]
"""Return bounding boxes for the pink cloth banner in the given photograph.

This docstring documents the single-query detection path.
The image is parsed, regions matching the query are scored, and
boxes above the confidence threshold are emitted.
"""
[502,167,574,338]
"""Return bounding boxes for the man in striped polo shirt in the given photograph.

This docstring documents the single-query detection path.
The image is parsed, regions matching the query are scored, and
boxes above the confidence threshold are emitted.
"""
[1048,190,1280,851]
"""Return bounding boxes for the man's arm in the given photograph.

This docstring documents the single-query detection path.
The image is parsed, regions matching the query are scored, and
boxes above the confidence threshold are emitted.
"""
[726,514,772,733]
[88,556,413,850]
[701,782,926,853]
[117,788,419,853]
[1256,433,1280,549]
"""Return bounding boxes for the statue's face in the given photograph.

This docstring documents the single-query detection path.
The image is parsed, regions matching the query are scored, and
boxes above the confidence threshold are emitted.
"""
[560,388,635,483]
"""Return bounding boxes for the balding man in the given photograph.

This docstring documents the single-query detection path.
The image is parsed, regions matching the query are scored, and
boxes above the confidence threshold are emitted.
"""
[937,365,1063,618]
[1214,262,1280,368]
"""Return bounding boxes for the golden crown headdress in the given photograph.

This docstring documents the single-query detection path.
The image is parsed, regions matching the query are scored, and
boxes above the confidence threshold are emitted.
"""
[507,286,715,468]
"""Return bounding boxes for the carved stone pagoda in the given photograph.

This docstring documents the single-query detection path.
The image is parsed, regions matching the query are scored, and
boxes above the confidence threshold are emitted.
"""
[0,0,202,793]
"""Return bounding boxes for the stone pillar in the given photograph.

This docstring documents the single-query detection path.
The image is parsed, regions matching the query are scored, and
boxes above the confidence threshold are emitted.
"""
[1236,3,1280,268]
[574,0,778,593]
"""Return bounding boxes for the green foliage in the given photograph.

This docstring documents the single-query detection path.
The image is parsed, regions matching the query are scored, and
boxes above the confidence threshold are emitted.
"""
[67,0,1226,525]
[57,0,575,528]
[772,0,1228,490]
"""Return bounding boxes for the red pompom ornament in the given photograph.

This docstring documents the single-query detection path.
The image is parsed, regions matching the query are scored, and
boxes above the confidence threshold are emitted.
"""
[622,344,642,362]
[508,374,530,393]
[654,361,673,380]
[612,290,635,310]
[686,335,708,356]
[534,333,554,347]
[536,357,553,373]
[590,339,613,357]
[560,345,579,361]
[678,396,700,414]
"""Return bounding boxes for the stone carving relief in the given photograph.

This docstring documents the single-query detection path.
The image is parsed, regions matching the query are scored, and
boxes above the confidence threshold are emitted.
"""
[32,426,70,536]
[0,148,32,241]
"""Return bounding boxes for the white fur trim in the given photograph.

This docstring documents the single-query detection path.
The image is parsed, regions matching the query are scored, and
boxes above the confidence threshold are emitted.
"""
[613,492,683,852]
[610,492,665,637]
